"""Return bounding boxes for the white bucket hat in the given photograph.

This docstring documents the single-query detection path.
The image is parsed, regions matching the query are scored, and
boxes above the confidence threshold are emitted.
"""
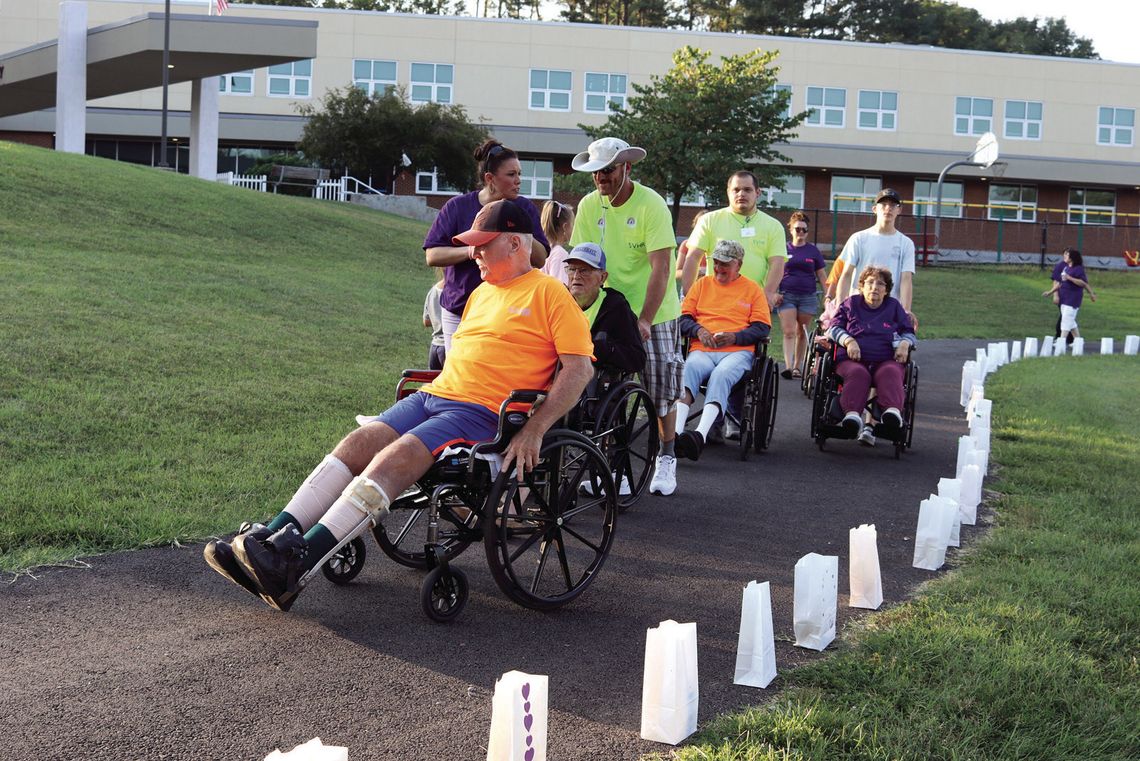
[571,137,647,172]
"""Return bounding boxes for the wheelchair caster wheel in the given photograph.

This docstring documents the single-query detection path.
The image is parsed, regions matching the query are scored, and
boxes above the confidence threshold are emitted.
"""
[321,536,366,585]
[421,565,468,623]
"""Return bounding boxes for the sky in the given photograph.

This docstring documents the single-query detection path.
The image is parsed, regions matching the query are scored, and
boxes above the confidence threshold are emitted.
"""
[953,1,1140,64]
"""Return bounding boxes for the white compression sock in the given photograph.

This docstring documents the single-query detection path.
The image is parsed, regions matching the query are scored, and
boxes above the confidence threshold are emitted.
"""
[696,404,721,438]
[281,455,353,532]
[675,402,690,434]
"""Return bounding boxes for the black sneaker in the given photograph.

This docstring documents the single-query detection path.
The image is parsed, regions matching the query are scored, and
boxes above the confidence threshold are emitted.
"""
[232,525,309,612]
[877,408,904,438]
[675,430,705,461]
[840,412,863,438]
[204,522,271,598]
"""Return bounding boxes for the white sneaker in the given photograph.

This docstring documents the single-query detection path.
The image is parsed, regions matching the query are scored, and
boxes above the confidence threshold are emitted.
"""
[649,455,677,496]
[858,426,877,447]
[723,416,741,441]
[580,474,632,497]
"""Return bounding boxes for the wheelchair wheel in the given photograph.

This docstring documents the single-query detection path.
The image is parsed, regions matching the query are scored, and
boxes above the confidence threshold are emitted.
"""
[737,375,756,461]
[421,565,469,623]
[810,351,834,448]
[598,383,658,511]
[321,536,366,586]
[755,358,780,452]
[903,362,919,451]
[483,430,617,611]
[373,489,474,570]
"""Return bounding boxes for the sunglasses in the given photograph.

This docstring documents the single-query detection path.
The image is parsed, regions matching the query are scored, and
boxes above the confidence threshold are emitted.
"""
[793,226,808,233]
[593,164,620,176]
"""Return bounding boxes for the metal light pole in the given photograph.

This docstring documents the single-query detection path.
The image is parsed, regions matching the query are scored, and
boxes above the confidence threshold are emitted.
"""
[933,132,1000,252]
[158,0,171,168]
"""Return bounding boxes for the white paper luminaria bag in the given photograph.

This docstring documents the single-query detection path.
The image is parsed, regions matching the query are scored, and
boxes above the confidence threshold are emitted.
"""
[733,581,777,688]
[793,553,838,651]
[640,620,699,745]
[487,671,548,761]
[912,496,955,570]
[849,524,883,610]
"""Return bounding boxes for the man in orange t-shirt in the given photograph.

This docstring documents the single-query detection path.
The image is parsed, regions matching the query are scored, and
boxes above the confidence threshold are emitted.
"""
[206,200,595,611]
[674,240,771,462]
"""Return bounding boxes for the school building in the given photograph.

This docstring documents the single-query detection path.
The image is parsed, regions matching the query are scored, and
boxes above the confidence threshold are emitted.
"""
[2,0,1139,264]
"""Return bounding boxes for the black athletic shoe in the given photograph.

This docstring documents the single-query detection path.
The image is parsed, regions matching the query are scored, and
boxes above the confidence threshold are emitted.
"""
[877,408,904,439]
[675,430,705,461]
[204,522,271,597]
[840,412,863,438]
[232,525,309,612]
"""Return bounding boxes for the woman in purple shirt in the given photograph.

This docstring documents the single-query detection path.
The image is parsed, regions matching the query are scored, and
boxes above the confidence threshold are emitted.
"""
[778,211,828,379]
[1042,248,1096,343]
[827,266,916,442]
[423,139,549,351]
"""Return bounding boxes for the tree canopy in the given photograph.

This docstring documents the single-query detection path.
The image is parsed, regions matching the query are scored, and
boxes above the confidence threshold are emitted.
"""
[296,86,488,191]
[581,46,807,223]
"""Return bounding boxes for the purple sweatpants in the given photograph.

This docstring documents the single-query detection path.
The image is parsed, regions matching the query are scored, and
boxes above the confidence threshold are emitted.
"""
[836,359,906,414]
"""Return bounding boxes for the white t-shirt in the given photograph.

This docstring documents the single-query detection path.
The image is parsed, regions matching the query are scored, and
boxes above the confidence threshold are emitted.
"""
[838,227,916,301]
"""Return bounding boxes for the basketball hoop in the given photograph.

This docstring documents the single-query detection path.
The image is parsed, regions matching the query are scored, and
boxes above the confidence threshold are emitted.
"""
[970,132,1000,169]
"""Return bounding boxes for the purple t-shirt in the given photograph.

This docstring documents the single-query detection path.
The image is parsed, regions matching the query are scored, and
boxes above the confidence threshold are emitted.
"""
[833,294,915,364]
[780,242,826,295]
[1058,264,1087,309]
[422,191,549,314]
[1050,261,1065,282]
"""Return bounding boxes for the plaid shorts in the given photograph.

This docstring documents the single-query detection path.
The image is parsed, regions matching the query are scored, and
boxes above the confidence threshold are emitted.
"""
[642,319,683,418]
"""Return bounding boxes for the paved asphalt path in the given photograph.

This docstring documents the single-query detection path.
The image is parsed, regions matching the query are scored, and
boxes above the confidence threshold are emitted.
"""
[2,340,986,761]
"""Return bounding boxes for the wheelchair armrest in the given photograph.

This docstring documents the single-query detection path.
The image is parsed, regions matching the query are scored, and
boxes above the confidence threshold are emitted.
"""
[467,390,548,467]
[395,369,441,401]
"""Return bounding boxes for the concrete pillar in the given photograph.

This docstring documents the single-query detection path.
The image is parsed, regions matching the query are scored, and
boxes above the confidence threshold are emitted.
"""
[56,1,88,153]
[189,78,219,179]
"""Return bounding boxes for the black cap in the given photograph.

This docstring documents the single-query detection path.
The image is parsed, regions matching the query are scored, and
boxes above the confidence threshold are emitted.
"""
[875,188,902,205]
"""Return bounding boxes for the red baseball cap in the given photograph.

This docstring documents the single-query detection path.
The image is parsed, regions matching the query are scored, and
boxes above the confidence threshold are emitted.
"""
[452,199,534,247]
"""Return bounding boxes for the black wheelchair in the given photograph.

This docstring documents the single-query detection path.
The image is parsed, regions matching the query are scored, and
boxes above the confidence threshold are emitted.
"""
[808,341,918,459]
[798,322,825,398]
[682,338,780,460]
[568,368,658,510]
[320,370,618,623]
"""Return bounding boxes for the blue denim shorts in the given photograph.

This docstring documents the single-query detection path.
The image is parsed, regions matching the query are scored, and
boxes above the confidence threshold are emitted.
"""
[777,291,820,315]
[366,391,499,455]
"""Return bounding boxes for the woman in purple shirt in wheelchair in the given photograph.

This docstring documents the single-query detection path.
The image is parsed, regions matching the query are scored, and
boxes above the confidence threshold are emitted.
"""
[826,265,916,441]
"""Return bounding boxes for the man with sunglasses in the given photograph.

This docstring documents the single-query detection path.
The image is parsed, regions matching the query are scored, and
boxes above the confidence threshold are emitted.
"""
[569,137,683,495]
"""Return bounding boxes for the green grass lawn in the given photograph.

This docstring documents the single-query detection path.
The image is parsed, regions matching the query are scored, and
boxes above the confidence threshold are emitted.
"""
[3,141,1138,758]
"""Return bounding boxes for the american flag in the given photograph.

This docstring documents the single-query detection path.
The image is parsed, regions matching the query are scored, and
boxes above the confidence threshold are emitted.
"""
[214,0,228,14]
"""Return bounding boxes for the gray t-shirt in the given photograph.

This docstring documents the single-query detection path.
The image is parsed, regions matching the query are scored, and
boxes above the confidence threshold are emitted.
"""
[838,227,916,301]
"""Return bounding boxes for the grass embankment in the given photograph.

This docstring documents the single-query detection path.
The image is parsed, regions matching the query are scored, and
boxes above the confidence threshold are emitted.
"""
[667,358,1140,759]
[0,141,431,571]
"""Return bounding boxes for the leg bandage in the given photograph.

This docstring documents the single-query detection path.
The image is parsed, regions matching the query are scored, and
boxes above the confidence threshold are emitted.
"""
[281,455,354,532]
[317,476,392,542]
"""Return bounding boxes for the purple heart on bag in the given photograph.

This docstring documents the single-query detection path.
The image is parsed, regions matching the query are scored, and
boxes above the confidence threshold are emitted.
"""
[525,750,534,761]
[524,714,533,731]
[526,735,533,747]
[524,701,531,712]
[522,683,530,699]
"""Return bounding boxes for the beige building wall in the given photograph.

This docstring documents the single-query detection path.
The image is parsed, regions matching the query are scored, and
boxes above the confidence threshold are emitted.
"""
[2,0,1138,180]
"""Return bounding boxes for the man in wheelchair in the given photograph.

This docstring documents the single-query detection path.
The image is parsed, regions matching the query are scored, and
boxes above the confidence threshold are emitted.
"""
[674,240,772,462]
[563,242,646,375]
[825,265,916,444]
[204,200,595,611]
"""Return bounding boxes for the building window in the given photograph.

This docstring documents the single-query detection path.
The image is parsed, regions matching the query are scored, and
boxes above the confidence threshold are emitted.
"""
[415,168,460,196]
[219,70,253,96]
[955,96,993,136]
[913,179,964,218]
[857,90,897,131]
[267,60,312,98]
[410,63,453,104]
[762,173,805,209]
[584,72,627,114]
[1004,100,1042,140]
[773,84,792,120]
[830,175,881,213]
[353,59,397,97]
[1097,107,1134,146]
[529,69,572,111]
[1068,188,1115,225]
[806,86,846,128]
[988,184,1037,222]
[519,160,554,199]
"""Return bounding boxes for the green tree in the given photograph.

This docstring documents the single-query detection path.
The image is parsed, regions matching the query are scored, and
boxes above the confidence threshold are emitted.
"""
[297,86,487,191]
[581,45,806,224]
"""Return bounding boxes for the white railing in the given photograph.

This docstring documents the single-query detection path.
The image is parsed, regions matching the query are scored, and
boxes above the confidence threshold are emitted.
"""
[217,172,267,192]
[316,177,347,202]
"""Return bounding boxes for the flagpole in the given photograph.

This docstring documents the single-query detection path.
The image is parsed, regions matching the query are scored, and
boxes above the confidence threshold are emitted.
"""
[158,0,171,168]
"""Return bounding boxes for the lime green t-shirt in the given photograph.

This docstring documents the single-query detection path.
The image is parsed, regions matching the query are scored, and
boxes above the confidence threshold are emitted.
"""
[570,182,679,324]
[688,207,787,287]
[582,291,604,327]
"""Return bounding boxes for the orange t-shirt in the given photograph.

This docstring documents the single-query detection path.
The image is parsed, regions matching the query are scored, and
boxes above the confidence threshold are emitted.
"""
[422,269,594,413]
[681,274,770,353]
[825,257,846,287]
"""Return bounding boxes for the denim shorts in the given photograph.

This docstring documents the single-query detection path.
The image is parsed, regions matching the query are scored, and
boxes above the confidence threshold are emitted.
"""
[366,391,499,455]
[777,291,820,315]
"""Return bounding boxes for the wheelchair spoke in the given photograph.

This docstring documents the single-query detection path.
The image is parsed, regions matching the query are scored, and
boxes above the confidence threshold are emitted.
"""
[389,510,425,547]
[529,536,556,594]
[553,532,574,591]
[560,522,603,554]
